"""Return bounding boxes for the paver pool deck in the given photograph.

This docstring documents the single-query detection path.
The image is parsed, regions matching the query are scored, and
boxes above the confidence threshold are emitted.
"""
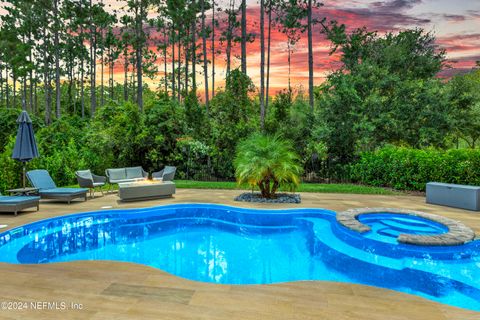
[0,189,479,320]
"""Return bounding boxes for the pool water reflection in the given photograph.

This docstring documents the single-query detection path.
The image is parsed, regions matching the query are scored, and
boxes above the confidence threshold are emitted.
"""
[0,204,479,311]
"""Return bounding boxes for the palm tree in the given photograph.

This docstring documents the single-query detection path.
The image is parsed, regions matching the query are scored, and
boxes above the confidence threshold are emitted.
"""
[234,134,303,198]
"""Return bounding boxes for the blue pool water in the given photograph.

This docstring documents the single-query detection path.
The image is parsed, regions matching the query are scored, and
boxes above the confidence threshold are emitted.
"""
[0,204,479,311]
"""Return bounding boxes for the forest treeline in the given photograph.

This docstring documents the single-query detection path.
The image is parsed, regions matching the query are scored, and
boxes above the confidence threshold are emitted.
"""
[0,0,323,125]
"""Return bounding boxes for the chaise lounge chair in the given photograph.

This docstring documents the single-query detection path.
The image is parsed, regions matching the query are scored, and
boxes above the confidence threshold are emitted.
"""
[26,170,88,204]
[0,192,40,216]
[152,166,176,182]
[76,169,106,198]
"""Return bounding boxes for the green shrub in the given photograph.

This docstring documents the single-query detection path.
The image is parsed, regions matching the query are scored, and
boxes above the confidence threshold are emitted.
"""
[31,139,87,187]
[234,134,303,198]
[351,146,480,191]
[0,137,23,192]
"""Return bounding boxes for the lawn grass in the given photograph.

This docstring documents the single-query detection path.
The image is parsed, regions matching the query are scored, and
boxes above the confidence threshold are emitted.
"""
[174,180,398,195]
[68,180,398,195]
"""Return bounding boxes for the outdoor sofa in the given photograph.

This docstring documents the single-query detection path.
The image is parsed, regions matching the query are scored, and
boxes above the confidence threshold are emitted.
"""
[76,169,106,198]
[0,192,40,216]
[26,170,88,204]
[152,166,176,182]
[105,166,148,191]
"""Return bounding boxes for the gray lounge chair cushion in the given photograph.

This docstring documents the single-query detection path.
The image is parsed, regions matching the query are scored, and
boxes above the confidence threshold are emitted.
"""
[108,168,127,181]
[26,169,57,190]
[126,167,144,179]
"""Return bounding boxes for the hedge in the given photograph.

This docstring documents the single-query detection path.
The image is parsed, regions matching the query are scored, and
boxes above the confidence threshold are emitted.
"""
[350,146,480,191]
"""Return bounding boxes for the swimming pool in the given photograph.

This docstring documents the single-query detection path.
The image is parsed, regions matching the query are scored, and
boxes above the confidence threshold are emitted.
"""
[0,204,479,311]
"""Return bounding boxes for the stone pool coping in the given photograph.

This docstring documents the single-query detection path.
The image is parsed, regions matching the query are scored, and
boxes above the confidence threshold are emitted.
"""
[336,207,476,246]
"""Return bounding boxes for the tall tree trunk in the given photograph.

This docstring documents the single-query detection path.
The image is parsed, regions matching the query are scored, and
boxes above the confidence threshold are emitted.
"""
[185,30,189,94]
[100,42,105,106]
[13,74,16,108]
[73,68,78,114]
[201,0,209,111]
[287,42,291,92]
[226,34,231,75]
[5,66,9,108]
[136,46,143,109]
[266,5,272,109]
[34,81,38,114]
[98,1,104,106]
[0,66,3,106]
[47,74,53,123]
[163,28,168,93]
[171,28,176,99]
[191,18,196,91]
[91,34,97,116]
[29,71,33,111]
[211,0,215,96]
[68,60,74,112]
[45,74,51,124]
[54,0,61,119]
[131,56,136,103]
[110,51,114,100]
[123,47,128,101]
[29,35,33,112]
[22,77,27,111]
[259,0,265,130]
[307,0,314,111]
[43,35,51,124]
[240,0,247,74]
[80,27,85,117]
[177,40,181,101]
[81,54,85,117]
[90,0,97,116]
[136,3,144,112]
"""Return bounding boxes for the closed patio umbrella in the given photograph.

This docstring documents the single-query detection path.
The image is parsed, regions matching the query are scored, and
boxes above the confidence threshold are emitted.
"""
[12,111,40,188]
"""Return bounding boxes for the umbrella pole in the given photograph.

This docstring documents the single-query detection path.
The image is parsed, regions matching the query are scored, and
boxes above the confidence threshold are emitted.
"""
[23,164,26,189]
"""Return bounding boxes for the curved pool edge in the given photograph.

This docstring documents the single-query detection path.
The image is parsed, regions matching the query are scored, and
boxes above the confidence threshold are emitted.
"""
[0,203,337,235]
[1,203,479,312]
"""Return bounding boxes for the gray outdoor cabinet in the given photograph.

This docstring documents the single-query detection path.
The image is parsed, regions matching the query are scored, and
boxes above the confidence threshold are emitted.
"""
[426,182,480,211]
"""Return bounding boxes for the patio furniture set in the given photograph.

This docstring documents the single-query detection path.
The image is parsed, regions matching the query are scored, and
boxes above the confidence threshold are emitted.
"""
[0,166,176,216]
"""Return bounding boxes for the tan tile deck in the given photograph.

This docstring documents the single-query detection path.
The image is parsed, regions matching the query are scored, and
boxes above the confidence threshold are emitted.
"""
[0,189,479,319]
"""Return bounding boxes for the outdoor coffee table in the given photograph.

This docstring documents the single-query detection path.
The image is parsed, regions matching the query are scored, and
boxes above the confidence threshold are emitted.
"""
[118,181,175,202]
[6,187,38,196]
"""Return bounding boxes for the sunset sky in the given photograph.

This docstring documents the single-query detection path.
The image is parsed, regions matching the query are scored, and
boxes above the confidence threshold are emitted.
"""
[5,0,476,94]
[231,0,480,92]
[132,0,479,94]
